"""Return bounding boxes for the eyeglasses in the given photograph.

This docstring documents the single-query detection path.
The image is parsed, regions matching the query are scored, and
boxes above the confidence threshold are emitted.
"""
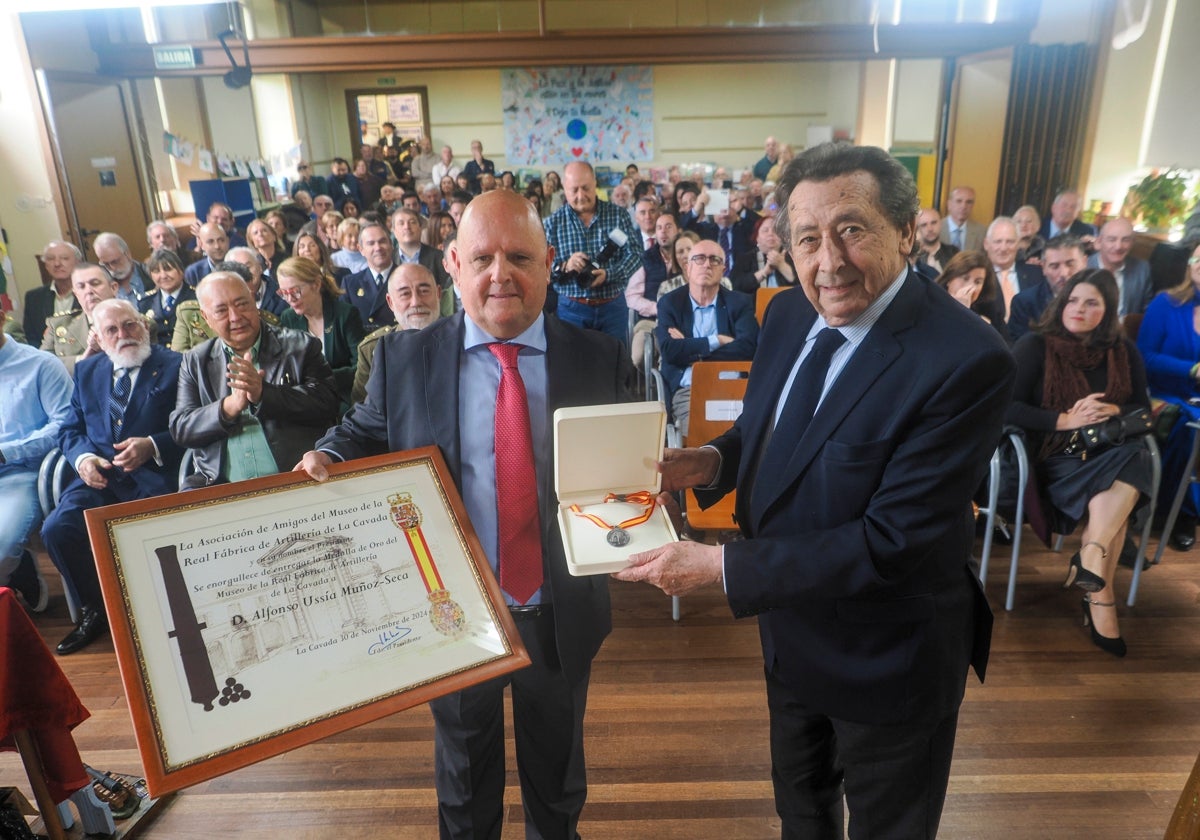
[277,286,307,301]
[689,254,725,267]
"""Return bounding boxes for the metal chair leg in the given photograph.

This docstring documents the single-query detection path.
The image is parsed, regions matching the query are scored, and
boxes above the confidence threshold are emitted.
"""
[1129,436,1162,607]
[1005,431,1028,612]
[978,447,1001,585]
[1154,422,1200,566]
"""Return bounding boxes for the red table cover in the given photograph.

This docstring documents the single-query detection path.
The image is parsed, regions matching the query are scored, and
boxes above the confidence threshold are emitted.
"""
[0,587,91,802]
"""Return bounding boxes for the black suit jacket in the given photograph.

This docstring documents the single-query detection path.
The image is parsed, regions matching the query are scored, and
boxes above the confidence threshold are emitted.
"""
[24,287,77,346]
[699,271,1014,725]
[315,312,634,683]
[340,267,396,330]
[170,325,340,488]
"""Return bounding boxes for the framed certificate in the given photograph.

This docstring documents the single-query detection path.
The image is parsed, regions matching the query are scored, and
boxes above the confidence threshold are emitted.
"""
[85,448,529,797]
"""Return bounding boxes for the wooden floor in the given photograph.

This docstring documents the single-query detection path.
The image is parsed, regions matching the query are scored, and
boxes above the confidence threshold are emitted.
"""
[5,530,1199,839]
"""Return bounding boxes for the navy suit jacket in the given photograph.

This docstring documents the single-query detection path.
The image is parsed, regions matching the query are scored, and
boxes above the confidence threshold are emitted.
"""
[340,267,396,330]
[140,286,197,346]
[60,344,184,498]
[655,286,758,405]
[1007,281,1055,342]
[699,271,1013,725]
[315,312,634,683]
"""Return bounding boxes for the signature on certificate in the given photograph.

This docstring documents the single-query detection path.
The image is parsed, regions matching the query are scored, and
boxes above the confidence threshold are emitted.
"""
[367,625,413,655]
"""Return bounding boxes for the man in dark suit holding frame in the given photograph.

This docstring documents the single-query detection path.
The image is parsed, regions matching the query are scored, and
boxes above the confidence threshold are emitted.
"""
[299,190,633,839]
[617,143,1014,838]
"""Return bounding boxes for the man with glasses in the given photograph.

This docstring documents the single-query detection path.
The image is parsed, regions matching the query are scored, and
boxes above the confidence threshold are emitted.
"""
[656,238,758,437]
[291,161,329,199]
[170,272,338,490]
[93,232,153,303]
[43,298,182,654]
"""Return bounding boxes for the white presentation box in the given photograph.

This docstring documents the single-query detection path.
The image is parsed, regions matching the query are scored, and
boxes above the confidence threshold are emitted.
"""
[554,402,679,576]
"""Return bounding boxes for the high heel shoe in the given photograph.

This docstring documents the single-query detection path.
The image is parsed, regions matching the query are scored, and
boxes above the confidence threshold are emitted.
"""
[1081,596,1126,658]
[1063,541,1107,592]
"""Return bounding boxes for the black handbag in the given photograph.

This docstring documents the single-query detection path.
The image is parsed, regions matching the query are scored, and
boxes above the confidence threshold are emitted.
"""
[1063,408,1154,458]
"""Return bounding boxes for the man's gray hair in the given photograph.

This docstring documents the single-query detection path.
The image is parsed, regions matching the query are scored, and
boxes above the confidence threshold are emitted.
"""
[774,143,919,243]
[93,232,130,254]
[986,216,1017,238]
[146,220,178,245]
[44,240,83,261]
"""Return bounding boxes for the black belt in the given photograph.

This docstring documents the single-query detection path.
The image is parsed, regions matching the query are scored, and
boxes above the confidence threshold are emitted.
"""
[509,604,552,620]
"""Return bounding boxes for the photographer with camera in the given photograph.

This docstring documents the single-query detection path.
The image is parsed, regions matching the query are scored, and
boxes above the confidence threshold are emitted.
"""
[544,161,643,344]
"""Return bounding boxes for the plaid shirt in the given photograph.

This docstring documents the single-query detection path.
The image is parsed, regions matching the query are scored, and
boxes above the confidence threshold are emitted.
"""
[543,198,642,301]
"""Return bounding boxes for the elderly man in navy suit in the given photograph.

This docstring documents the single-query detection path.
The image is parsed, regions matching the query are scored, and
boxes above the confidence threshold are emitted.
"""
[43,299,183,654]
[300,190,632,840]
[656,238,758,436]
[618,143,1014,838]
[1040,189,1097,243]
[1089,217,1153,316]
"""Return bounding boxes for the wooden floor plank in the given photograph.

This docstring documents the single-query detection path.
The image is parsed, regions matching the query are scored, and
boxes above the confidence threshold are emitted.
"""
[4,531,1199,837]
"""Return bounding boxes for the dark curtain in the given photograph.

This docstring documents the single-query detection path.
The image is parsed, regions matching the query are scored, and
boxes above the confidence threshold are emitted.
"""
[995,43,1096,218]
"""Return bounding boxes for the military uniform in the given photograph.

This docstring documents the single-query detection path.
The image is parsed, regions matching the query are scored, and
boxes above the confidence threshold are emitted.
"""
[39,311,91,374]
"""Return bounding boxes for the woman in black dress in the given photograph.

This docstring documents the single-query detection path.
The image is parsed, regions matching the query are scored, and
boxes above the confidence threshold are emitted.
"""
[1006,269,1153,657]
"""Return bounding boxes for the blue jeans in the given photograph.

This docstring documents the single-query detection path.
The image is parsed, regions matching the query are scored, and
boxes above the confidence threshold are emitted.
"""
[556,295,628,346]
[0,468,41,586]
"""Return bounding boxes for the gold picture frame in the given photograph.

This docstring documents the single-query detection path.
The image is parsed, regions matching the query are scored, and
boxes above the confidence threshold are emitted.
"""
[85,447,529,797]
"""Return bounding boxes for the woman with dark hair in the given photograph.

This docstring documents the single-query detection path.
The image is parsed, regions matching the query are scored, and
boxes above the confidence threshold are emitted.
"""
[1136,239,1200,549]
[425,210,456,251]
[439,175,456,203]
[142,248,194,345]
[340,198,361,219]
[276,256,365,410]
[293,225,349,282]
[1006,269,1153,656]
[934,250,1009,342]
[264,208,292,253]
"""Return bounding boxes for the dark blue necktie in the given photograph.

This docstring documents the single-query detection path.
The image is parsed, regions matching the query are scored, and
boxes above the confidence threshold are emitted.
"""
[164,294,175,314]
[110,368,132,440]
[752,328,847,508]
[721,227,733,276]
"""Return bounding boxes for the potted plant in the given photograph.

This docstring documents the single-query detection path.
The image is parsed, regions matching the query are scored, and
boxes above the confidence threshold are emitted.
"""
[1124,168,1190,233]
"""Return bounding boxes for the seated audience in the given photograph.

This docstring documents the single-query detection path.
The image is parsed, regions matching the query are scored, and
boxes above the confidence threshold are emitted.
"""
[183,222,231,287]
[331,218,367,274]
[940,186,984,251]
[319,210,345,253]
[1006,269,1151,658]
[351,264,442,404]
[187,201,246,253]
[1008,235,1086,342]
[1135,239,1200,551]
[170,271,340,489]
[1040,189,1097,241]
[1088,217,1153,316]
[912,208,959,278]
[277,256,365,410]
[731,218,796,293]
[294,225,349,283]
[656,239,758,437]
[94,232,153,303]
[42,264,118,374]
[264,208,292,253]
[934,250,1008,342]
[44,299,183,654]
[985,216,1043,323]
[392,208,451,288]
[146,220,196,268]
[541,170,565,218]
[247,218,285,279]
[0,307,72,613]
[291,161,329,198]
[1014,205,1045,264]
[139,248,195,346]
[657,231,707,300]
[340,222,400,330]
[171,256,282,352]
[26,240,81,343]
[425,210,455,251]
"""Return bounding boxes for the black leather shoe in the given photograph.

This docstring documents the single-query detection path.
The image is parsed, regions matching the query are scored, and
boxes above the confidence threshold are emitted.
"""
[57,606,108,655]
[1169,515,1196,552]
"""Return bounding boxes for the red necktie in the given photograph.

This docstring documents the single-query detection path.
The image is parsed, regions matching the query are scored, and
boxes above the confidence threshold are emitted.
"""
[488,343,544,604]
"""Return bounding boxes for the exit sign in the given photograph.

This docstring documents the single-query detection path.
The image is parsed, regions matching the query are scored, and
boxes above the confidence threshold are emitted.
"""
[377,77,396,86]
[154,46,198,70]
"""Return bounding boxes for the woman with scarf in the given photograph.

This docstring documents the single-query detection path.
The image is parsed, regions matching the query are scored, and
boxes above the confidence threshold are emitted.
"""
[1006,269,1152,657]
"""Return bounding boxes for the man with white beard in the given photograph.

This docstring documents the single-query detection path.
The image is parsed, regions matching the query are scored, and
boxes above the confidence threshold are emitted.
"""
[42,298,184,655]
[350,264,443,404]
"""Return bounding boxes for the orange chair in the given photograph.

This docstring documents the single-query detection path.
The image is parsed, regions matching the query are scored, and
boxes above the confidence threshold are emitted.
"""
[755,286,792,324]
[682,361,752,531]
